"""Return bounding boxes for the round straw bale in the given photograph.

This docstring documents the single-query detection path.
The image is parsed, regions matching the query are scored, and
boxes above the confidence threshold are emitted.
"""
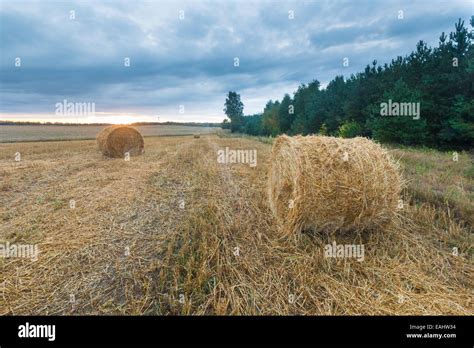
[268,135,401,235]
[194,134,201,139]
[96,125,144,158]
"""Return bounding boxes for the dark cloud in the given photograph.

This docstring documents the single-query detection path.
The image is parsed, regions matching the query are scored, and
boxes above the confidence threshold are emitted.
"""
[0,0,470,122]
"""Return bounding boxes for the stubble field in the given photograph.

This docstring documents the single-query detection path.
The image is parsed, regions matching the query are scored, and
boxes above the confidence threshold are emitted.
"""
[0,124,219,142]
[0,134,472,315]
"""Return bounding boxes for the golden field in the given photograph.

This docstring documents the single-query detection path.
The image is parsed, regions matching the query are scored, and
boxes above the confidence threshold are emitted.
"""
[0,134,472,315]
[0,124,219,142]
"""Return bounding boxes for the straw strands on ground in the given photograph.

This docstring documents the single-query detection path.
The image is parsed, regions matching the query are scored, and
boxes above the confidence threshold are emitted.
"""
[0,135,471,315]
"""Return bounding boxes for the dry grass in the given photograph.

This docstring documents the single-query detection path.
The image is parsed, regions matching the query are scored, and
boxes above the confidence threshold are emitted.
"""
[0,135,472,315]
[391,146,474,226]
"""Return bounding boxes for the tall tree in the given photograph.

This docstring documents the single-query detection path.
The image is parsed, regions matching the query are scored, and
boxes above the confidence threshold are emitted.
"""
[262,100,281,136]
[223,91,244,132]
[366,79,428,145]
[278,94,294,133]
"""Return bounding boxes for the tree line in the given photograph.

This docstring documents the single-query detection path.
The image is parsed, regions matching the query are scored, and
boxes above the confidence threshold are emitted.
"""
[223,18,473,150]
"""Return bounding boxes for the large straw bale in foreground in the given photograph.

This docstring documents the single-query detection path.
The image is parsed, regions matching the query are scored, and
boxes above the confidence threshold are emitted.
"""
[268,135,402,234]
[97,126,144,158]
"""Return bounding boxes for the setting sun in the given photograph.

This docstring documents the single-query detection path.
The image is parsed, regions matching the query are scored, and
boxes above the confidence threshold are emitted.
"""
[102,115,139,125]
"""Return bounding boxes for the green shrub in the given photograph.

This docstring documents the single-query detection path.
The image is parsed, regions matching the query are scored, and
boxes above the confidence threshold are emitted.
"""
[338,121,362,138]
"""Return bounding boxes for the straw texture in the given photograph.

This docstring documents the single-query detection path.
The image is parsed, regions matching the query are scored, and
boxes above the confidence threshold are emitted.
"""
[96,126,144,158]
[268,135,402,235]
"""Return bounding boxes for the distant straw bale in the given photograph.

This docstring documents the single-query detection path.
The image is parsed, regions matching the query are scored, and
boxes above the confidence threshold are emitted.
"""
[96,126,144,158]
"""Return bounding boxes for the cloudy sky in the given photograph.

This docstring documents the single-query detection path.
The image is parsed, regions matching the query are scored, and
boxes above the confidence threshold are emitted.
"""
[0,0,471,123]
